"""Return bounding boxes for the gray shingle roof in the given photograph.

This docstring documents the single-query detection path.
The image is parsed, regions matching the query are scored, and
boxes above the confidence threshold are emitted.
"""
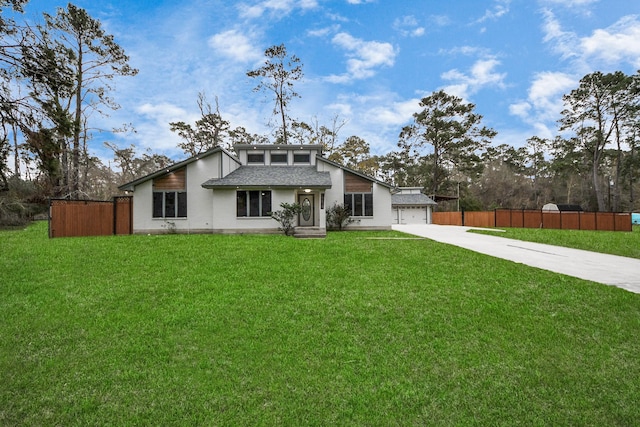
[392,193,437,206]
[202,166,332,189]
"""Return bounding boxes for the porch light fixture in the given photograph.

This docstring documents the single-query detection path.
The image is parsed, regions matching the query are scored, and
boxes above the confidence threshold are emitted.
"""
[304,189,311,193]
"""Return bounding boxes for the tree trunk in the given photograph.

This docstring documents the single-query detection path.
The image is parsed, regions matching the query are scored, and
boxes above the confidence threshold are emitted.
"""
[12,122,20,177]
[72,40,83,198]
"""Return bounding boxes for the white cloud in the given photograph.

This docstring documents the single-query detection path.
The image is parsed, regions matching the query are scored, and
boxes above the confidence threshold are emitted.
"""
[208,30,262,62]
[580,16,640,67]
[237,0,317,19]
[307,25,340,37]
[346,0,375,4]
[430,15,451,27]
[441,57,506,98]
[476,0,511,23]
[134,103,191,151]
[541,10,579,59]
[366,98,421,127]
[540,0,598,6]
[542,11,640,69]
[509,71,576,137]
[327,32,397,82]
[393,15,426,37]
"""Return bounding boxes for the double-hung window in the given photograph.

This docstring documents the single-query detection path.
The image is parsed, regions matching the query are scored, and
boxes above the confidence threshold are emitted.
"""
[237,190,272,217]
[152,168,187,218]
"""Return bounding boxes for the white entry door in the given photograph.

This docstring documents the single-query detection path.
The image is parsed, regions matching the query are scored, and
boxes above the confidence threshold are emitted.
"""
[298,194,314,226]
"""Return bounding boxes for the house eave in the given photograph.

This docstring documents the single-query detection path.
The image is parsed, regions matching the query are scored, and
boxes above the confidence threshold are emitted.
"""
[202,184,332,190]
[117,146,240,192]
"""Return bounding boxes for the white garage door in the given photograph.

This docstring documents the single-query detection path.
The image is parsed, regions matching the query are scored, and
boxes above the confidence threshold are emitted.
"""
[396,207,427,224]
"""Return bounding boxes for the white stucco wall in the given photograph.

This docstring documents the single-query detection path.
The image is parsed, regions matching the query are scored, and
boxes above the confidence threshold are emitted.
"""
[317,160,392,230]
[131,150,239,234]
[211,188,296,233]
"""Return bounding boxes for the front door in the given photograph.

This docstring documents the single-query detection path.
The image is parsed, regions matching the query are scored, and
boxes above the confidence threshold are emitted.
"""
[298,194,314,226]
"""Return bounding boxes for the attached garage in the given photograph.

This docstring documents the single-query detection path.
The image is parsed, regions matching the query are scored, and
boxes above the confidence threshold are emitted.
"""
[392,188,437,225]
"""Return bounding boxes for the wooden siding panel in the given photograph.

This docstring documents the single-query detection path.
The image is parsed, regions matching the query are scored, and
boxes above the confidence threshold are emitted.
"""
[495,209,511,227]
[433,209,631,232]
[344,172,372,193]
[49,197,133,238]
[153,168,186,190]
[464,211,494,228]
[561,212,580,230]
[580,212,596,230]
[597,213,615,231]
[432,211,462,225]
[114,197,133,235]
[615,213,632,231]
[523,210,543,228]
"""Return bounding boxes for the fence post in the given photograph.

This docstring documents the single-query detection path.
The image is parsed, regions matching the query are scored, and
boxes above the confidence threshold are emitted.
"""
[48,199,52,238]
[112,197,117,235]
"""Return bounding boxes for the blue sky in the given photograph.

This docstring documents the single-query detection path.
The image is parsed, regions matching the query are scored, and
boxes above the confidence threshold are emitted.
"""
[21,0,640,161]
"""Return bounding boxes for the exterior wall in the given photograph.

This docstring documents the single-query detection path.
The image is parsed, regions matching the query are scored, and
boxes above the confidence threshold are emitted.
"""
[211,188,295,233]
[318,160,392,230]
[132,151,238,234]
[352,182,392,230]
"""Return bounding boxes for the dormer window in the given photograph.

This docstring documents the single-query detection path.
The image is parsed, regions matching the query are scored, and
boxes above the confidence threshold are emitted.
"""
[270,152,288,164]
[247,153,265,164]
[293,153,310,164]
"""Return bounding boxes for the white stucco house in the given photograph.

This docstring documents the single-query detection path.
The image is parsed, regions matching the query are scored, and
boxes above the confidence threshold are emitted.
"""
[118,144,393,236]
[391,187,437,225]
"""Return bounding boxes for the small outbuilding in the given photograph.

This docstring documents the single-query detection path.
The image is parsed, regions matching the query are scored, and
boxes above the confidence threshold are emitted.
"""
[391,187,437,224]
[542,203,583,212]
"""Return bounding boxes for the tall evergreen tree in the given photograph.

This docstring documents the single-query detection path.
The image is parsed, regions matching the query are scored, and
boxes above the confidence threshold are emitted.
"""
[399,90,496,196]
[247,44,303,144]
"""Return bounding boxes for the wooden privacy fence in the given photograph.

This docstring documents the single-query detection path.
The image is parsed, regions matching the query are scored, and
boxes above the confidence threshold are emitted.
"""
[433,209,632,232]
[49,196,133,238]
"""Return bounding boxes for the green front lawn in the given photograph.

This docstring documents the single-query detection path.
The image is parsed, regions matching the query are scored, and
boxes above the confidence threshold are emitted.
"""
[471,226,640,259]
[1,222,639,425]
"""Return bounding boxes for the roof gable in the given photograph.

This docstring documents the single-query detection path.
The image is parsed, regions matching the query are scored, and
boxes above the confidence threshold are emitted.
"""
[118,146,239,191]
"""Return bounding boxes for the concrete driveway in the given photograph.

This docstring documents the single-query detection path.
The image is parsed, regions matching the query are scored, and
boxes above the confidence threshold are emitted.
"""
[393,224,640,294]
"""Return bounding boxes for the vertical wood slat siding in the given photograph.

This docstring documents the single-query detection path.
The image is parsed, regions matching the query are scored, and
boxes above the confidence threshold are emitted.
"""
[432,211,462,225]
[153,168,185,190]
[434,209,632,232]
[344,172,372,193]
[463,211,494,228]
[49,197,133,238]
[114,197,133,235]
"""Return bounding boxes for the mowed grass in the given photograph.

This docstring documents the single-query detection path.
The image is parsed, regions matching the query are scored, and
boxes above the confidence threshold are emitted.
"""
[471,226,640,259]
[1,222,639,425]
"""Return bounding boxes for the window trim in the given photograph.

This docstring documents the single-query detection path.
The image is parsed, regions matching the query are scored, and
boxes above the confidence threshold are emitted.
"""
[270,152,288,164]
[153,190,187,218]
[344,192,374,217]
[247,153,265,164]
[293,153,311,164]
[236,190,272,218]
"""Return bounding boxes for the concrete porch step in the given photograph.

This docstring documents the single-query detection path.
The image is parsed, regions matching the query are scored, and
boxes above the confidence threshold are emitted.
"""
[293,226,327,239]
